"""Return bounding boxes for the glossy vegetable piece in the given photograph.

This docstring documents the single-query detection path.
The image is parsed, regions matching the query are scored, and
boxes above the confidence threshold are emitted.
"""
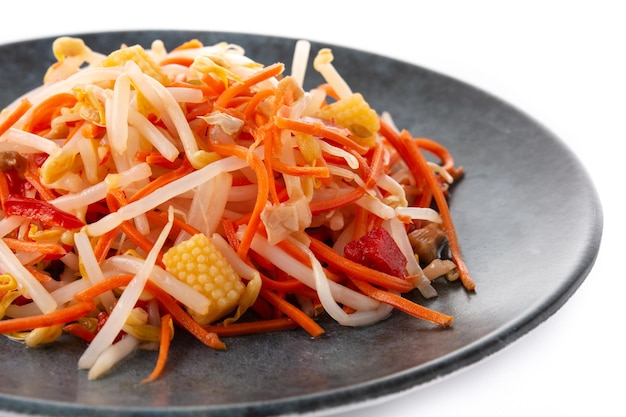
[162,233,257,325]
[343,226,408,279]
[3,195,84,229]
[314,92,380,148]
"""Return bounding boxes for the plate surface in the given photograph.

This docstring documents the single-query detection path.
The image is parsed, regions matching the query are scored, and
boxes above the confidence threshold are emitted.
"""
[0,30,603,416]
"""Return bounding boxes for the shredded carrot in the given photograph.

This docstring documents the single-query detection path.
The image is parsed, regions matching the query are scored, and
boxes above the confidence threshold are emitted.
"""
[204,317,299,337]
[416,138,464,179]
[364,141,386,188]
[379,120,475,290]
[93,227,120,264]
[172,39,203,51]
[2,237,66,256]
[0,300,95,333]
[24,156,57,201]
[128,159,194,203]
[158,55,196,67]
[135,150,183,170]
[23,265,50,283]
[258,274,307,292]
[243,88,275,121]
[270,157,330,178]
[0,171,11,212]
[407,135,474,290]
[256,125,281,205]
[74,274,135,302]
[215,63,285,108]
[207,141,268,258]
[351,205,370,241]
[351,278,453,327]
[144,281,226,350]
[0,98,32,136]
[64,120,85,144]
[220,218,241,251]
[259,288,325,337]
[106,190,163,265]
[308,235,414,293]
[145,209,201,238]
[80,122,106,139]
[23,93,77,134]
[141,314,173,384]
[274,116,370,155]
[201,72,227,96]
[308,187,366,214]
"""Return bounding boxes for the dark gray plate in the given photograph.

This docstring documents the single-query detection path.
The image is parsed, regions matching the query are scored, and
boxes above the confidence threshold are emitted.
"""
[0,31,603,417]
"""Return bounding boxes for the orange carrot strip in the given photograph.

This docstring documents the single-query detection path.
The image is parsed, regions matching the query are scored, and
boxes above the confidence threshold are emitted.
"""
[243,88,275,121]
[259,288,325,337]
[379,120,474,290]
[220,218,240,251]
[259,275,306,292]
[144,280,226,350]
[317,83,340,100]
[135,150,182,170]
[416,137,464,178]
[128,159,194,203]
[171,39,203,51]
[215,63,284,108]
[403,134,474,290]
[0,171,11,211]
[64,120,85,145]
[74,274,135,302]
[23,93,77,134]
[0,300,95,333]
[365,141,386,188]
[256,125,281,205]
[207,141,268,258]
[80,122,106,139]
[24,157,56,201]
[275,238,312,267]
[120,221,159,260]
[145,210,201,238]
[201,73,227,96]
[204,317,298,337]
[106,190,162,264]
[270,157,330,178]
[186,101,215,122]
[2,237,66,256]
[0,99,32,136]
[274,116,369,155]
[171,80,215,98]
[351,204,370,241]
[25,265,52,282]
[141,313,173,384]
[158,55,196,67]
[93,227,120,264]
[308,236,414,293]
[308,187,366,214]
[351,278,453,327]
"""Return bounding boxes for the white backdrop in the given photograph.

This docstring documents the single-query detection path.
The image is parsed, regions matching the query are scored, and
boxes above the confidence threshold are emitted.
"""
[0,1,622,416]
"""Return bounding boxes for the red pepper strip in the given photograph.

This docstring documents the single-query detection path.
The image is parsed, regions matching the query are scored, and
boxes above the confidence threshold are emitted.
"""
[3,195,84,229]
[63,322,96,343]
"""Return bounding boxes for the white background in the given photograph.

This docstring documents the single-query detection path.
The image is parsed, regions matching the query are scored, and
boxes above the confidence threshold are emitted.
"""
[1,1,623,416]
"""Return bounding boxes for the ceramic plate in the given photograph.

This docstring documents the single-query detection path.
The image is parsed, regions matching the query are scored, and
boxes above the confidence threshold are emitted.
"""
[0,31,603,416]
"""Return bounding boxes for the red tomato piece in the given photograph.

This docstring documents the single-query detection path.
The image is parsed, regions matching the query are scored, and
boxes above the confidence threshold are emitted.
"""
[343,226,407,278]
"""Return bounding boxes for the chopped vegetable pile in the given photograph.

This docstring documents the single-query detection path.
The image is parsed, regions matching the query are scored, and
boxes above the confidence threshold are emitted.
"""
[0,36,474,381]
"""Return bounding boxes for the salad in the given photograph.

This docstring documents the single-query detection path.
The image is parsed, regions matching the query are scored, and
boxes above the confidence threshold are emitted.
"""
[0,36,474,381]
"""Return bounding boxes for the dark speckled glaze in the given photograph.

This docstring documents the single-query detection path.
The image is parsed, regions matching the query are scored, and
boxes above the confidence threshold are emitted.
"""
[0,31,603,417]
